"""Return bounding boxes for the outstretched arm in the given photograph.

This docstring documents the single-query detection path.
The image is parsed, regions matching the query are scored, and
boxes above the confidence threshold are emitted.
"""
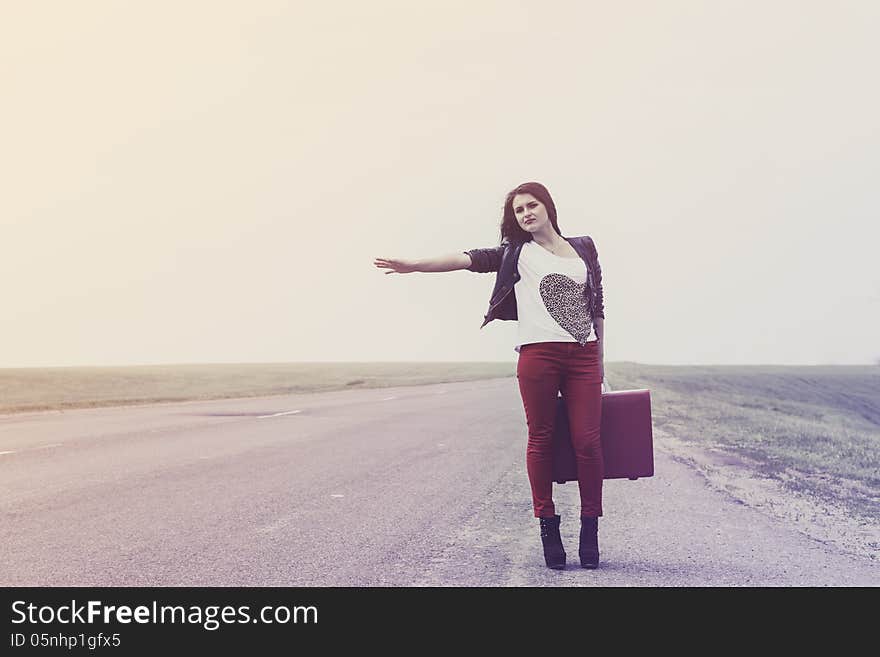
[373,252,472,274]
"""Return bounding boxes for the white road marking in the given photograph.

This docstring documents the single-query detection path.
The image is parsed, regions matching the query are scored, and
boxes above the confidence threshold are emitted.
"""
[381,396,396,401]
[331,494,344,498]
[257,410,302,419]
[0,451,15,456]
[256,520,287,534]
[33,443,63,450]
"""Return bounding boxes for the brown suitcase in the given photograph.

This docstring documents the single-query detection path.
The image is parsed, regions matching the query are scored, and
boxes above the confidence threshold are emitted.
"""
[552,388,654,483]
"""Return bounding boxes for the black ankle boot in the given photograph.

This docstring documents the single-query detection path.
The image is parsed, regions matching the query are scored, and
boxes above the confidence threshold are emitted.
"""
[539,514,566,570]
[579,516,599,569]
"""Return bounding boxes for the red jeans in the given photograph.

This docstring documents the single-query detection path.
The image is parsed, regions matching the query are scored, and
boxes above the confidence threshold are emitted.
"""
[516,341,603,519]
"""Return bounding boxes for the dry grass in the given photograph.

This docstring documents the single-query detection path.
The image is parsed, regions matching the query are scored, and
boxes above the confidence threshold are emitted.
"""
[606,362,880,519]
[0,362,516,414]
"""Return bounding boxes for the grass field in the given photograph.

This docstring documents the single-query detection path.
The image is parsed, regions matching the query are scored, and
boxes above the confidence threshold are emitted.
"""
[608,362,880,520]
[0,362,517,414]
[2,361,877,519]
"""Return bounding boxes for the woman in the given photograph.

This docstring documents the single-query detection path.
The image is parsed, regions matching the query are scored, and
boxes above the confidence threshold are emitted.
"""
[373,181,605,570]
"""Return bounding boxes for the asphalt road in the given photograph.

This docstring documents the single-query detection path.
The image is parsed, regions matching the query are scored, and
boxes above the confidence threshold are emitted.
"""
[1,378,877,586]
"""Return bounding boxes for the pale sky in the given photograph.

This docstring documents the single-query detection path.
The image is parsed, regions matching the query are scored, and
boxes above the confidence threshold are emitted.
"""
[2,1,878,367]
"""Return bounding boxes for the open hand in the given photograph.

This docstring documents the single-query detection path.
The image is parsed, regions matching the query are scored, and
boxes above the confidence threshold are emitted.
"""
[373,257,418,274]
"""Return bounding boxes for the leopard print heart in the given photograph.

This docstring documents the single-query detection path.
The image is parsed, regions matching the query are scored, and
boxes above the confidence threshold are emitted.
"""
[539,273,592,344]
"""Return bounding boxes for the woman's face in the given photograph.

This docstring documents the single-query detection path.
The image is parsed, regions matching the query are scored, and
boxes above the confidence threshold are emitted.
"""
[512,193,550,234]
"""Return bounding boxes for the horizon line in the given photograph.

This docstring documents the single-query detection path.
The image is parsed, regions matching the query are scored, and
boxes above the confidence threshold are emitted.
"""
[1,360,877,370]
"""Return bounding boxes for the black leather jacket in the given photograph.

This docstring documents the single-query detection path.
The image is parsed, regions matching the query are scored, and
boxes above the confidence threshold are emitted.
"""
[464,235,605,329]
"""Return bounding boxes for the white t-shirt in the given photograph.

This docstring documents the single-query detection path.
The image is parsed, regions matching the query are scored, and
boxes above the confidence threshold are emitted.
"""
[514,240,598,353]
